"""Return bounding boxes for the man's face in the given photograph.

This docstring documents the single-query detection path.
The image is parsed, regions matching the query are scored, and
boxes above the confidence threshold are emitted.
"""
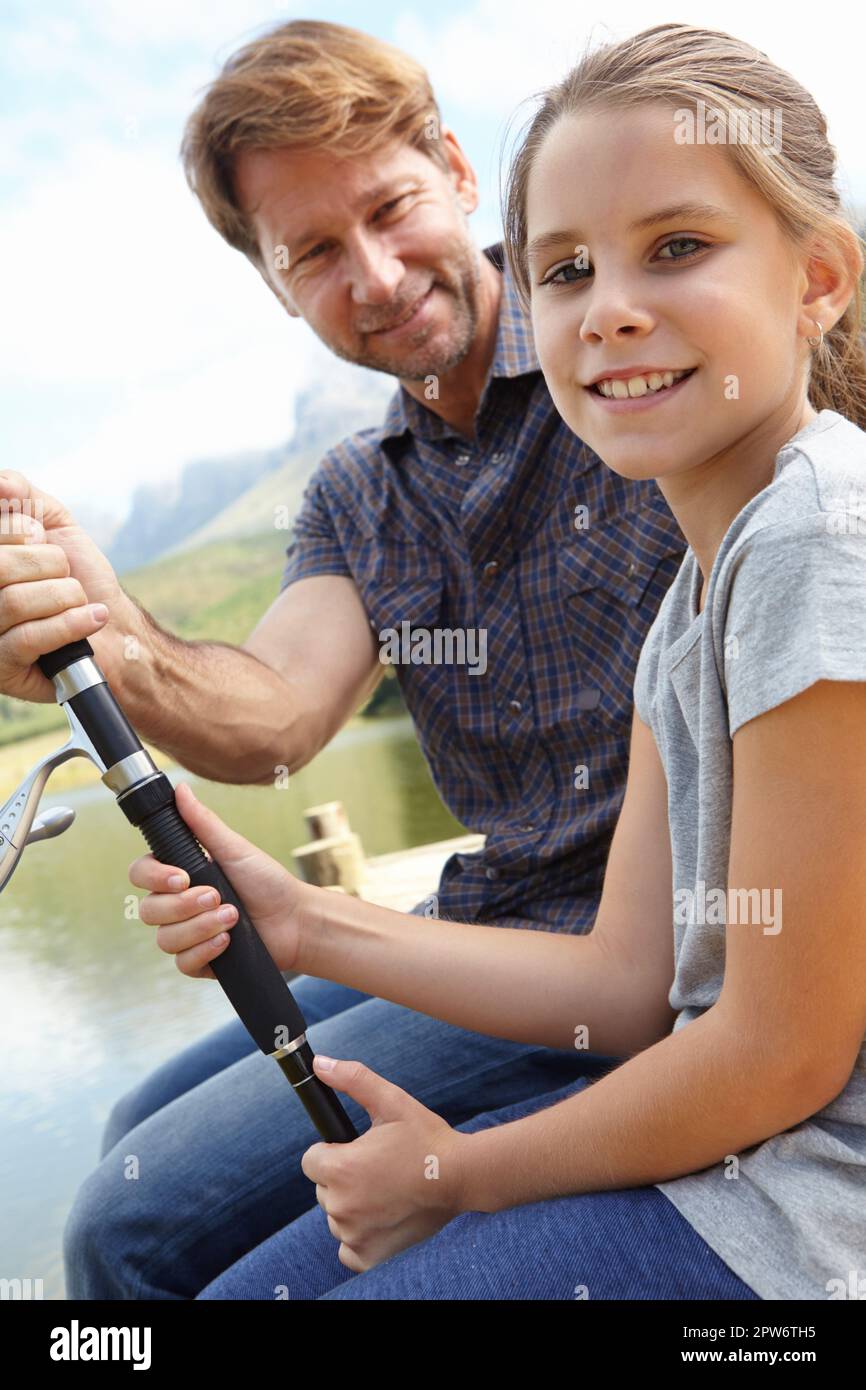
[234,136,483,380]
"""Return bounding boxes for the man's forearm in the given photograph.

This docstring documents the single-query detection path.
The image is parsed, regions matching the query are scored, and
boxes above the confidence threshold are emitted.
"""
[456,1006,832,1214]
[97,590,309,784]
[301,887,675,1057]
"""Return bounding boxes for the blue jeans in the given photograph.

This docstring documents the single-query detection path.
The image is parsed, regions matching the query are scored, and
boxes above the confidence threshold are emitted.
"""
[64,973,759,1301]
[63,974,623,1299]
[197,1077,760,1300]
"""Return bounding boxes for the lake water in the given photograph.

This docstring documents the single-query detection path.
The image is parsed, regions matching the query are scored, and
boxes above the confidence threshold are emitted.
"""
[0,715,461,1299]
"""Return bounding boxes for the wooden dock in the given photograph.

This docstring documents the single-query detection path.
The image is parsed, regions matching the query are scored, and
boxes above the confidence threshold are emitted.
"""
[292,801,484,914]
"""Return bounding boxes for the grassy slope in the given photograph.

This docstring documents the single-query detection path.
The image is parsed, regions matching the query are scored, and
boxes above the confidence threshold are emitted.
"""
[0,532,289,749]
[0,528,404,753]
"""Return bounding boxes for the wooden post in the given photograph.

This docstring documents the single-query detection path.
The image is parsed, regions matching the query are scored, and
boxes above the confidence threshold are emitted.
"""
[293,801,365,895]
[304,801,351,841]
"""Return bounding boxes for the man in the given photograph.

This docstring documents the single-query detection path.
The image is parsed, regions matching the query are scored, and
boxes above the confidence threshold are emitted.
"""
[0,20,686,1297]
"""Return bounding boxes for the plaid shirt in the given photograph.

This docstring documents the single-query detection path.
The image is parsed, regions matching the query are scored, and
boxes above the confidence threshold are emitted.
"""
[280,242,688,931]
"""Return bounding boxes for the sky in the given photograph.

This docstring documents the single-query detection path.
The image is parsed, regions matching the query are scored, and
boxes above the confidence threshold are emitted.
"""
[2,0,865,535]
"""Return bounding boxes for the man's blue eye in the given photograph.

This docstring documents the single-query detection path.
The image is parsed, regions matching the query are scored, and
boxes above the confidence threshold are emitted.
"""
[295,197,411,265]
[374,196,406,220]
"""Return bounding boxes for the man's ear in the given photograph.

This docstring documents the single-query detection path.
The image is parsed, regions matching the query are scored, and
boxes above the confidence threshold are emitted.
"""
[438,124,479,217]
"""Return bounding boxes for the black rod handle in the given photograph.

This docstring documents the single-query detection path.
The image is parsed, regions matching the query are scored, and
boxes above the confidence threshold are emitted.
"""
[37,639,358,1144]
[138,793,358,1145]
[276,1040,360,1144]
[37,637,95,681]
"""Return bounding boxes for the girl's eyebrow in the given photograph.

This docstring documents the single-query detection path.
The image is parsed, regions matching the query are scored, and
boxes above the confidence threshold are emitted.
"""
[527,202,738,262]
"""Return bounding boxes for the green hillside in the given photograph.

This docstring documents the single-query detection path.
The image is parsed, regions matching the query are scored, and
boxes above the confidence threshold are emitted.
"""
[0,528,403,750]
[120,529,290,641]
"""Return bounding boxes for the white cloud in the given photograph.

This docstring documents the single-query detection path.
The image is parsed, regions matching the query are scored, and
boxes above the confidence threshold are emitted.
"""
[394,1,866,204]
[0,129,331,514]
[80,0,277,49]
[2,136,283,381]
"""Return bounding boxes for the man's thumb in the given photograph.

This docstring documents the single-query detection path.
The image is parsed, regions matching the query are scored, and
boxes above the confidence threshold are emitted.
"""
[0,470,73,529]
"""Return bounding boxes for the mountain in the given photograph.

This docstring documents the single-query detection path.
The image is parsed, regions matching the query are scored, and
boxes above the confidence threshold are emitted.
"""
[105,448,276,574]
[107,368,395,576]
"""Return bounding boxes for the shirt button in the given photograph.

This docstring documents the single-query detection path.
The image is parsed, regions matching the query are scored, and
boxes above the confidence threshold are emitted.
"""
[490,451,506,462]
[576,687,601,710]
[627,560,637,577]
[522,822,535,833]
[455,451,472,466]
[482,560,500,580]
[508,699,523,713]
[485,867,499,881]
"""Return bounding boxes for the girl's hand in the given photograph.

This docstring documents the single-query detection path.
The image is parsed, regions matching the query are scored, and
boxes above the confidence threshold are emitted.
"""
[302,1055,469,1273]
[128,781,309,977]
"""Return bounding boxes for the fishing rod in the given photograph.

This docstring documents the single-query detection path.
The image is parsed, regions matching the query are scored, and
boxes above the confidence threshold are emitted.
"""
[0,636,357,1144]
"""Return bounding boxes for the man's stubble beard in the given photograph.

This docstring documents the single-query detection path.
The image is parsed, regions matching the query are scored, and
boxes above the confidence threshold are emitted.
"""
[324,235,482,383]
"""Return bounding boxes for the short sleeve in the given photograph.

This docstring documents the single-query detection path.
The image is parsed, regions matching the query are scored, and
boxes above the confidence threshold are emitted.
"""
[721,512,866,738]
[279,474,352,593]
[633,631,654,725]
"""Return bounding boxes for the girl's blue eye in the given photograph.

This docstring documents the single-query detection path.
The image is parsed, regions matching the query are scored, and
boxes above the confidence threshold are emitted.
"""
[539,236,709,287]
[656,236,707,261]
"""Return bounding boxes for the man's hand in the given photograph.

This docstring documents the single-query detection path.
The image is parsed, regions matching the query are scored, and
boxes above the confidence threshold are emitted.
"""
[0,469,125,701]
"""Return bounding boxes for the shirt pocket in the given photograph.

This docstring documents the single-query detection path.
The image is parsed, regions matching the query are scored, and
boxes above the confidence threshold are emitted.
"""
[356,540,446,640]
[557,517,686,726]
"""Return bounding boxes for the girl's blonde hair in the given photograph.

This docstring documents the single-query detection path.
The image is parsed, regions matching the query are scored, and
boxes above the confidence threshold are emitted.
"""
[180,19,448,273]
[502,23,866,428]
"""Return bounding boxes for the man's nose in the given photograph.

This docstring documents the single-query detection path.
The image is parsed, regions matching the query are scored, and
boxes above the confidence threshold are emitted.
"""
[346,236,404,305]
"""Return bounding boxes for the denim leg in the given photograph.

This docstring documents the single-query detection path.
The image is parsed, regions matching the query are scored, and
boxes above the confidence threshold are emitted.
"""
[197,1079,760,1302]
[64,1001,618,1300]
[98,974,374,1157]
[97,891,506,1158]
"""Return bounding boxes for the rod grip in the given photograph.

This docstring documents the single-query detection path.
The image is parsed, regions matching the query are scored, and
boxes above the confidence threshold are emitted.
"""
[35,641,358,1144]
[37,638,95,681]
[140,798,358,1144]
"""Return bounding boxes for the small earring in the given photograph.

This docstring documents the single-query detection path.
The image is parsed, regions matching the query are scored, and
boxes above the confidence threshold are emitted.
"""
[806,318,825,350]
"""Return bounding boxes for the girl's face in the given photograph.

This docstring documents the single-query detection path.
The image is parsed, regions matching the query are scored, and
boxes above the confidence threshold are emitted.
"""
[525,103,818,482]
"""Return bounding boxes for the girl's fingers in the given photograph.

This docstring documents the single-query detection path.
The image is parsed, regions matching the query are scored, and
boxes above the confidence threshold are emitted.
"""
[128,853,190,893]
[138,884,236,927]
[154,906,237,955]
[174,931,233,980]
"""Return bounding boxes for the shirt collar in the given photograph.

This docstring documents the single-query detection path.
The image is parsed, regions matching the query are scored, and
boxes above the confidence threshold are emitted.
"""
[381,241,540,446]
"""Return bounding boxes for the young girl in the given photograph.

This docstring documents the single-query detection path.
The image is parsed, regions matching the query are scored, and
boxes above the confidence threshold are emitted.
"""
[130,23,866,1300]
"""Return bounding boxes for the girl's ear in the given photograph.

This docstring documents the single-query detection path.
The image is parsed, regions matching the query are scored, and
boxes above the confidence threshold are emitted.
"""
[799,232,860,340]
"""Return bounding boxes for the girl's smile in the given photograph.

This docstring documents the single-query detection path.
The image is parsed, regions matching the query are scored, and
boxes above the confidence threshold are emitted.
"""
[585,365,699,410]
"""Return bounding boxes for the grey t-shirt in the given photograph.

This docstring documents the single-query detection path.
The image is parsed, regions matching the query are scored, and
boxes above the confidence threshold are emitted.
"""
[634,408,866,1301]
